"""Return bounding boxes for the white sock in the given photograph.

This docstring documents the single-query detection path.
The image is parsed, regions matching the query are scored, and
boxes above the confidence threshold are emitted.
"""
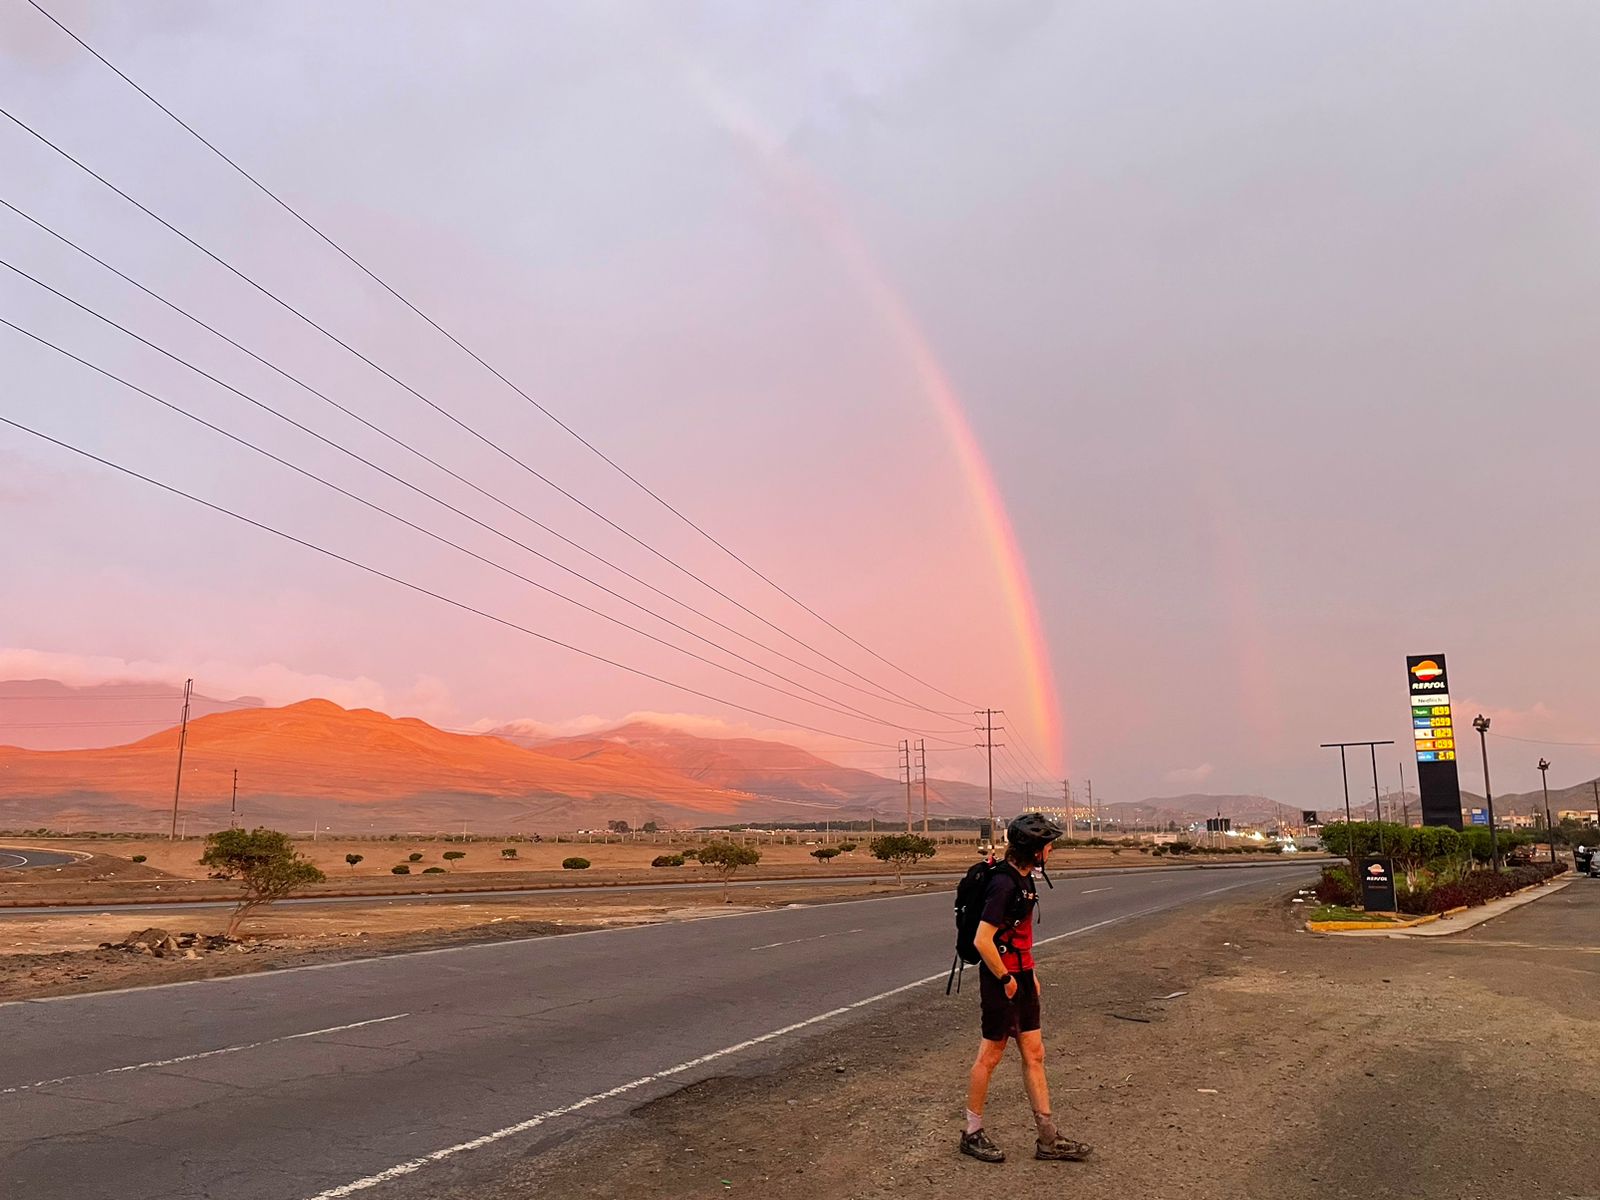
[965,1109,983,1135]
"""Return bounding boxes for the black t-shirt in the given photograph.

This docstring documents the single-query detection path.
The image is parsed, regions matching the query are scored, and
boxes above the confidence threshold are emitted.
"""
[980,863,1037,970]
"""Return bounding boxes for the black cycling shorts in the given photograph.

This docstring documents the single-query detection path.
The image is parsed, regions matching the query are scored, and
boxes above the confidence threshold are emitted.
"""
[979,967,1040,1042]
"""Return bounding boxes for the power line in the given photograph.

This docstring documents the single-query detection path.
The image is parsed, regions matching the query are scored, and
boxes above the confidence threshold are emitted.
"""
[0,196,966,724]
[0,412,932,749]
[20,0,977,712]
[0,100,968,722]
[1488,731,1600,749]
[0,284,965,742]
[0,206,972,732]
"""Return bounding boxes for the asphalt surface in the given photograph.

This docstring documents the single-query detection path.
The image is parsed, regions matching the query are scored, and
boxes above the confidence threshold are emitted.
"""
[0,847,78,870]
[0,862,1312,1200]
[0,855,1326,917]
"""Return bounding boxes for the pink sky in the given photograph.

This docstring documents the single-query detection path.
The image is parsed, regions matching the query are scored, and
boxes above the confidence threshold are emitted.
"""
[4,2,1600,805]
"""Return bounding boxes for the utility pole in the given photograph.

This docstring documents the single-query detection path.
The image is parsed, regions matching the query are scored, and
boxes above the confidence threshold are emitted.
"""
[169,678,192,841]
[975,709,1003,837]
[1397,762,1410,828]
[900,740,912,834]
[1062,780,1071,836]
[230,768,239,829]
[916,740,928,836]
[1592,779,1599,831]
[1087,779,1095,836]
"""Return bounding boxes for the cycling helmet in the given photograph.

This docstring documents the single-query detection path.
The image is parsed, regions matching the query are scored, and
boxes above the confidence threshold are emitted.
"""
[1007,812,1065,851]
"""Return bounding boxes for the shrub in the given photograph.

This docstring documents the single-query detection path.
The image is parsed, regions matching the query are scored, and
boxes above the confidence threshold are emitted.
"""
[681,848,699,861]
[652,854,685,867]
[562,857,591,870]
[408,852,423,862]
[1151,845,1168,857]
[1314,866,1358,907]
[443,851,465,862]
[422,866,446,874]
[501,848,517,859]
[1397,862,1567,915]
[1169,840,1194,855]
[392,865,411,875]
[131,854,147,863]
[811,847,842,863]
[837,842,858,853]
[345,853,364,869]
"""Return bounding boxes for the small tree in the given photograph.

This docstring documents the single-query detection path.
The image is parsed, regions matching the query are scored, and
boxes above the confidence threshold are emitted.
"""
[199,827,325,936]
[698,840,761,902]
[501,847,518,859]
[811,846,841,865]
[443,850,466,864]
[608,819,632,835]
[345,853,364,870]
[868,834,937,886]
[642,821,660,833]
[837,842,858,853]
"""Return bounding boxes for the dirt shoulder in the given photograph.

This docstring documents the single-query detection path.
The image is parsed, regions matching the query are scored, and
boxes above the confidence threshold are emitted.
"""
[438,877,1600,1200]
[0,877,947,1003]
[0,836,1305,908]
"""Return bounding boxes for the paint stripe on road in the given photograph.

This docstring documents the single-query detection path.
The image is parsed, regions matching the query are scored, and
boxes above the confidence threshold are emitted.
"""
[0,1013,408,1097]
[299,875,1277,1199]
[750,928,864,951]
[1080,887,1111,895]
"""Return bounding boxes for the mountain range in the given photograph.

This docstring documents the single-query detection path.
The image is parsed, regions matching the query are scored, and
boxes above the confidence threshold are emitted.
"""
[9,679,1581,834]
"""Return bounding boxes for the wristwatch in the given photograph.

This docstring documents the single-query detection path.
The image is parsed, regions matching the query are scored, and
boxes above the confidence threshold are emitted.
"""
[997,972,1014,988]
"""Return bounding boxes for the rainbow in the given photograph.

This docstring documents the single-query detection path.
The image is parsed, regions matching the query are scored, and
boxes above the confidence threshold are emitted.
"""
[684,69,1065,771]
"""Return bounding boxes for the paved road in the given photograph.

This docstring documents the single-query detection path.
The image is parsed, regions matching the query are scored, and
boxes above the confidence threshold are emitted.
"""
[0,863,1312,1200]
[0,847,78,871]
[0,856,1326,917]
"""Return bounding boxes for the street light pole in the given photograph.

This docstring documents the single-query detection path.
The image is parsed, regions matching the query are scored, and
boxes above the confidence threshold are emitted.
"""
[1538,758,1555,865]
[1471,715,1500,872]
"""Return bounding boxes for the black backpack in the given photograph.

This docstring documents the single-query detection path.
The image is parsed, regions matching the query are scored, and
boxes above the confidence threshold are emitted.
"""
[947,859,1040,994]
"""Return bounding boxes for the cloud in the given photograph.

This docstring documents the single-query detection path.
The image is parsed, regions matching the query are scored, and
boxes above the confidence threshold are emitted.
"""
[477,709,847,750]
[1163,763,1216,786]
[0,646,412,715]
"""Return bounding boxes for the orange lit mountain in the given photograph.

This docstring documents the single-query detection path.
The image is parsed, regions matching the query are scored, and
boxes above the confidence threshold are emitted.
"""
[0,698,794,833]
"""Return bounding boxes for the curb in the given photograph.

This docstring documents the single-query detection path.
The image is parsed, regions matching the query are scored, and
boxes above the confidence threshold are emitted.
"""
[1307,913,1441,932]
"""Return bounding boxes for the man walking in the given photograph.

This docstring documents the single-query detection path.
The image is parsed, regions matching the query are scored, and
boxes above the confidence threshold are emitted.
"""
[960,812,1093,1164]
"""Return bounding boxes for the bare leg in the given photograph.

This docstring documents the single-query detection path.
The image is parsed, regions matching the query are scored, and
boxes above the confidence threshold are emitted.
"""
[966,1037,1008,1119]
[1016,1029,1052,1126]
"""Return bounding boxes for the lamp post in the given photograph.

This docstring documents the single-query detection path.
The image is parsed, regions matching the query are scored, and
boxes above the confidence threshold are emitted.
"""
[1538,758,1556,865]
[1471,715,1501,871]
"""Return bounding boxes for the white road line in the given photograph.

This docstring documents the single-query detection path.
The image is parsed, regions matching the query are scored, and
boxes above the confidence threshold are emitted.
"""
[1080,887,1112,895]
[300,874,1273,1199]
[0,1013,408,1097]
[750,928,864,951]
